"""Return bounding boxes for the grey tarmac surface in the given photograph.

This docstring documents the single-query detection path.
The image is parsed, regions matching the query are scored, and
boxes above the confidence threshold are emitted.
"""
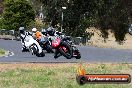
[0,39,132,63]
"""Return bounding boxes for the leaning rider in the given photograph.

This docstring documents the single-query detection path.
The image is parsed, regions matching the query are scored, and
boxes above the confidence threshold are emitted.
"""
[31,28,45,43]
[46,26,63,59]
[19,27,29,52]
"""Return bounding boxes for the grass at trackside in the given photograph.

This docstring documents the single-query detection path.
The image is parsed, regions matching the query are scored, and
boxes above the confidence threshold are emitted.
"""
[0,48,5,56]
[0,63,131,88]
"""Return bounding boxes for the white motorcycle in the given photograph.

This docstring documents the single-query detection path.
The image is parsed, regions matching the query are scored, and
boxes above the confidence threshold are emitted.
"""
[20,31,45,57]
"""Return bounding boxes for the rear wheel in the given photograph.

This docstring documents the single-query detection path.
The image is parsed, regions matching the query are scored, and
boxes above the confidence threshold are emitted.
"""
[74,50,81,59]
[59,42,72,59]
[75,53,81,59]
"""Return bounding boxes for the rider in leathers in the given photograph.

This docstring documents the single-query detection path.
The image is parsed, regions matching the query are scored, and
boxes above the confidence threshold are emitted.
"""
[46,26,64,58]
[19,27,30,52]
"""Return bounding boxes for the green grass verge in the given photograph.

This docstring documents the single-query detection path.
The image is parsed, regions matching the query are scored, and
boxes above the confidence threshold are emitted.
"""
[0,49,5,56]
[0,63,131,88]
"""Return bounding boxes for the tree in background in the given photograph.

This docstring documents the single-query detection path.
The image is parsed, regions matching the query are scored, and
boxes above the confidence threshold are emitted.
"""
[42,0,131,42]
[8,0,131,42]
[96,0,129,42]
[0,0,4,15]
[2,0,35,30]
[0,0,3,28]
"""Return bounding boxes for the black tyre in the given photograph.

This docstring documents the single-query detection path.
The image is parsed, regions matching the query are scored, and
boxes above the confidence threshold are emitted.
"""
[74,50,81,59]
[72,46,81,59]
[75,53,81,59]
[36,51,45,57]
[29,44,38,55]
[59,42,73,59]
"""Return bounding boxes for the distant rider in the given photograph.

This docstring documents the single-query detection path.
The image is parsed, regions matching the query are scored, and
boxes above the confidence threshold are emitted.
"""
[32,28,45,43]
[19,27,30,52]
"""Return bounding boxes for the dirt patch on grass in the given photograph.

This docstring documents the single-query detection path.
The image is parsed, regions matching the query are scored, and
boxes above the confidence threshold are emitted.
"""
[0,63,77,71]
[0,63,131,71]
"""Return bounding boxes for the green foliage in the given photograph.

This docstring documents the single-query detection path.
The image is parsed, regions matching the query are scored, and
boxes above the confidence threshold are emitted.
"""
[38,0,98,37]
[0,48,5,55]
[2,0,131,41]
[2,0,35,30]
[42,0,131,41]
[0,0,3,15]
[96,0,129,42]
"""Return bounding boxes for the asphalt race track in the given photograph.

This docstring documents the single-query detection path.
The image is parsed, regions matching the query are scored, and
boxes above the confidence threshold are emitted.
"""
[0,39,132,63]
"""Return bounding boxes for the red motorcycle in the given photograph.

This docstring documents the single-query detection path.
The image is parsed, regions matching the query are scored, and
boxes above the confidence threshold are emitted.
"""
[51,37,73,59]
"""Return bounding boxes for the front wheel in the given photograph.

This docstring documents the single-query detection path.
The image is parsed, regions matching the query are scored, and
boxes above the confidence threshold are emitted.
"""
[29,44,45,57]
[59,42,73,59]
[29,44,38,55]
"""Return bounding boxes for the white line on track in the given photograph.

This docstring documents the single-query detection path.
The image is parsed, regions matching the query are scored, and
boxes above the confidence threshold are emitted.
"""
[4,51,14,57]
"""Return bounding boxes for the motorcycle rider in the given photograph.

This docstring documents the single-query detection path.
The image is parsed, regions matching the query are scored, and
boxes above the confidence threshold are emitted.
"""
[46,26,80,59]
[46,26,64,37]
[41,29,48,36]
[19,27,30,52]
[46,26,65,58]
[19,27,45,57]
[41,29,49,44]
[32,28,45,43]
[32,28,40,39]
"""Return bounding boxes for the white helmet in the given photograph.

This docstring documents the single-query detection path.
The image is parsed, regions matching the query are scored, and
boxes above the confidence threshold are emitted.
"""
[32,28,37,32]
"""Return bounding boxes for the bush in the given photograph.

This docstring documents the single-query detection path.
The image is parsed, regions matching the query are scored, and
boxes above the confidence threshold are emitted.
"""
[2,0,35,31]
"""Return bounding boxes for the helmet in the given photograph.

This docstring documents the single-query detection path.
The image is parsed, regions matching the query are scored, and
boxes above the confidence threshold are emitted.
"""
[47,26,55,36]
[32,28,37,32]
[41,29,47,35]
[19,27,25,34]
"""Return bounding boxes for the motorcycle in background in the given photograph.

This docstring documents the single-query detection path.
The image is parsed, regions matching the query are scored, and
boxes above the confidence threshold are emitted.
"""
[36,36,54,53]
[20,31,45,57]
[62,36,81,59]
